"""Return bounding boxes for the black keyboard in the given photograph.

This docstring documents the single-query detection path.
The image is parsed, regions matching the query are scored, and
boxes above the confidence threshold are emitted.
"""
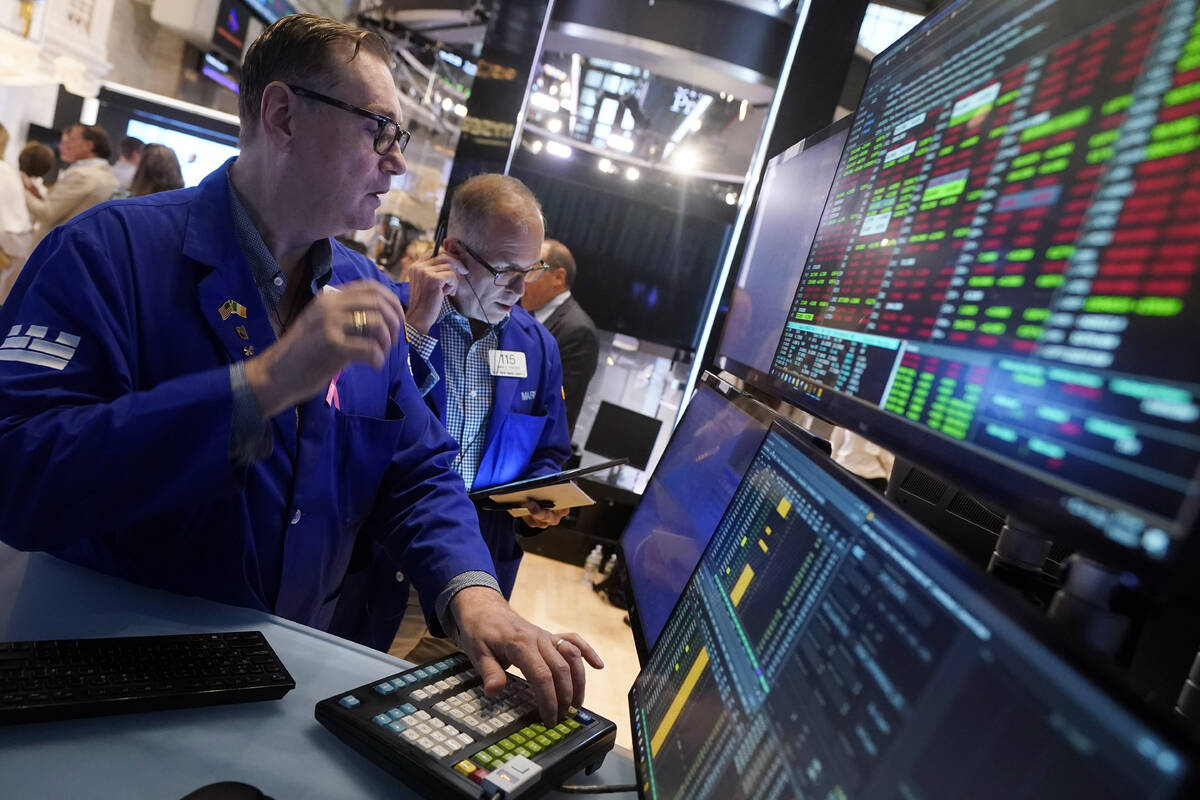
[0,630,295,724]
[316,652,616,799]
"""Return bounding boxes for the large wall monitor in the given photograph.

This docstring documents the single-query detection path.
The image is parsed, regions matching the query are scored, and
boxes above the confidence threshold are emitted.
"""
[717,114,853,379]
[629,424,1196,798]
[762,0,1200,573]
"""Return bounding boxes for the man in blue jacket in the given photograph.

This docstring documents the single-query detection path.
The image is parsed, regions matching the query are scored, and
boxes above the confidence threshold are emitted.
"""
[0,14,598,724]
[332,174,573,656]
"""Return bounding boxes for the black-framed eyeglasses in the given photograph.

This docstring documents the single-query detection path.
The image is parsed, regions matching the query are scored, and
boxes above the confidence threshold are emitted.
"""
[287,84,411,156]
[457,240,550,286]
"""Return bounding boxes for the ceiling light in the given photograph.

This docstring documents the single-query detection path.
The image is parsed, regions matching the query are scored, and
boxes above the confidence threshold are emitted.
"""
[531,140,544,154]
[739,98,748,121]
[549,84,559,95]
[453,103,468,118]
[441,97,454,112]
[625,167,640,181]
[725,192,738,205]
[530,93,561,112]
[673,148,700,173]
[598,157,613,173]
[606,133,634,153]
[545,140,573,159]
[548,118,563,133]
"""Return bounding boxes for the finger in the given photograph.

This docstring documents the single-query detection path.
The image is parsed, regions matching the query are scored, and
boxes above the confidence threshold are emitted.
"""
[538,636,574,721]
[471,648,509,699]
[560,632,604,670]
[558,641,587,709]
[516,641,562,724]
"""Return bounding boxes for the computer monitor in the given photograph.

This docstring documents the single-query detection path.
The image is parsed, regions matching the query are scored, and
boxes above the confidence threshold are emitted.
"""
[584,401,664,471]
[629,423,1197,798]
[717,114,853,381]
[759,0,1200,577]
[619,375,772,660]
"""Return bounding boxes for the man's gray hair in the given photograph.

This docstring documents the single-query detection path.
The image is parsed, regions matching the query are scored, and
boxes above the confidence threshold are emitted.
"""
[447,174,544,248]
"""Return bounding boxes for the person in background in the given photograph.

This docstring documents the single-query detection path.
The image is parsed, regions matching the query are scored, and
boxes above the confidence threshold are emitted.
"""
[17,142,55,199]
[112,136,144,192]
[127,143,184,197]
[0,14,598,724]
[521,239,599,436]
[23,123,117,244]
[0,123,34,305]
[333,174,572,660]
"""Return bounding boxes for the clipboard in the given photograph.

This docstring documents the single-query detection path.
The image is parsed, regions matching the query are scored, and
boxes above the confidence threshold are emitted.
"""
[469,458,627,514]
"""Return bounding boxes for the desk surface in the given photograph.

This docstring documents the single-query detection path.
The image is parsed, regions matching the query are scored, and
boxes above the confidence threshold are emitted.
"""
[0,545,635,799]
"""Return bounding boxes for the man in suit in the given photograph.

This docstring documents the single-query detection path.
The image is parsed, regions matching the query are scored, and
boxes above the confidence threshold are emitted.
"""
[23,124,118,243]
[521,239,599,435]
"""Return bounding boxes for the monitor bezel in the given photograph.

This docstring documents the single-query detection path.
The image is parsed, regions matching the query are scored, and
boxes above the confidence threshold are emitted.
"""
[744,0,1200,586]
[620,371,831,664]
[715,113,855,376]
[627,418,1200,798]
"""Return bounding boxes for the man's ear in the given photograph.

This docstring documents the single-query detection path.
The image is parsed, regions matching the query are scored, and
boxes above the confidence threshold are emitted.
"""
[259,81,297,154]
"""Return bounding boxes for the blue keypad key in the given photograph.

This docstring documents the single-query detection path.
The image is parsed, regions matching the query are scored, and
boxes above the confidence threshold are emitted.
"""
[575,710,595,725]
[374,682,396,695]
[389,678,406,690]
[400,703,417,715]
[388,720,407,734]
[387,707,405,719]
[400,674,418,685]
[338,695,360,709]
[414,668,430,679]
[373,713,392,727]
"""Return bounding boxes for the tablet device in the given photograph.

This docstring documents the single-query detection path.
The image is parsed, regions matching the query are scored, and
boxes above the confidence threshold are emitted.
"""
[467,458,627,504]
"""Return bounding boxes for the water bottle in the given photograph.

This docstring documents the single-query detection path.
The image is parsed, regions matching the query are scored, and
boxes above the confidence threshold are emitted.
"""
[582,545,603,584]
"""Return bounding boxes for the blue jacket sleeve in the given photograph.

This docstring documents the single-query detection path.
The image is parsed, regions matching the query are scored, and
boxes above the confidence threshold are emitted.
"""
[0,225,242,548]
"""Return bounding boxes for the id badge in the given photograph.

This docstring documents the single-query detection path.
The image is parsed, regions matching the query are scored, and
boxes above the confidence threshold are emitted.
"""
[488,350,528,378]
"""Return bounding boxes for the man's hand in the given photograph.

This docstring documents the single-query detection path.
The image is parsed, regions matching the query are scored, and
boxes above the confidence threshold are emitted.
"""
[406,251,468,335]
[21,173,42,199]
[244,280,403,418]
[450,586,603,724]
[524,500,569,529]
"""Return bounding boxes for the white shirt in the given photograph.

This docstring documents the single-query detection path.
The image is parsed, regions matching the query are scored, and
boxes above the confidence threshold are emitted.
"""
[112,159,137,192]
[532,290,571,325]
[0,161,31,235]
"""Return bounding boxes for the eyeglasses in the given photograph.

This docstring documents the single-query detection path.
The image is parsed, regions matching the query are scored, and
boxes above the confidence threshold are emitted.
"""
[457,240,550,286]
[287,84,411,156]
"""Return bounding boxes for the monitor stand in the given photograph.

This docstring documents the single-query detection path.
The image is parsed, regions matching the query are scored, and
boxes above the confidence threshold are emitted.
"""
[987,516,1059,608]
[1047,554,1142,662]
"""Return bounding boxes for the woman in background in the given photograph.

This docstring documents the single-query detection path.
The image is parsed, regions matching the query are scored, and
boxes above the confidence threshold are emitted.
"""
[126,143,184,197]
[0,124,35,305]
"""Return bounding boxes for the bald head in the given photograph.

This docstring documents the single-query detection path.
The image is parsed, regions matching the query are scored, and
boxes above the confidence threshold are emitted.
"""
[447,173,543,248]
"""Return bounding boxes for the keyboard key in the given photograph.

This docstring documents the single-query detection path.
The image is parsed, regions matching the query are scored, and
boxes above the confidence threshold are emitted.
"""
[387,707,405,720]
[338,695,360,709]
[453,760,477,777]
[431,745,449,758]
[388,721,407,734]
[414,710,431,722]
[416,737,435,751]
[400,703,417,715]
[401,729,421,743]
[374,682,395,695]
[372,713,392,727]
[456,733,474,747]
[473,750,494,767]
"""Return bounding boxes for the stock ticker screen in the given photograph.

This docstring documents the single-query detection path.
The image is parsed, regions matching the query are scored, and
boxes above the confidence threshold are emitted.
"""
[769,0,1200,559]
[629,427,1191,800]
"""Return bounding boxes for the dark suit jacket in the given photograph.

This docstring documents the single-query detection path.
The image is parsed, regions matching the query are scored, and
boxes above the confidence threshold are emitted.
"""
[542,294,599,434]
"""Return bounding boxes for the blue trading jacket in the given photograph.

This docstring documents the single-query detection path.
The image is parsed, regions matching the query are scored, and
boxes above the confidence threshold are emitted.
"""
[0,164,497,634]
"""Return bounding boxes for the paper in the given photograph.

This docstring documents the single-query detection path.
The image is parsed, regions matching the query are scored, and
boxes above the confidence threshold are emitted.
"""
[486,480,595,518]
